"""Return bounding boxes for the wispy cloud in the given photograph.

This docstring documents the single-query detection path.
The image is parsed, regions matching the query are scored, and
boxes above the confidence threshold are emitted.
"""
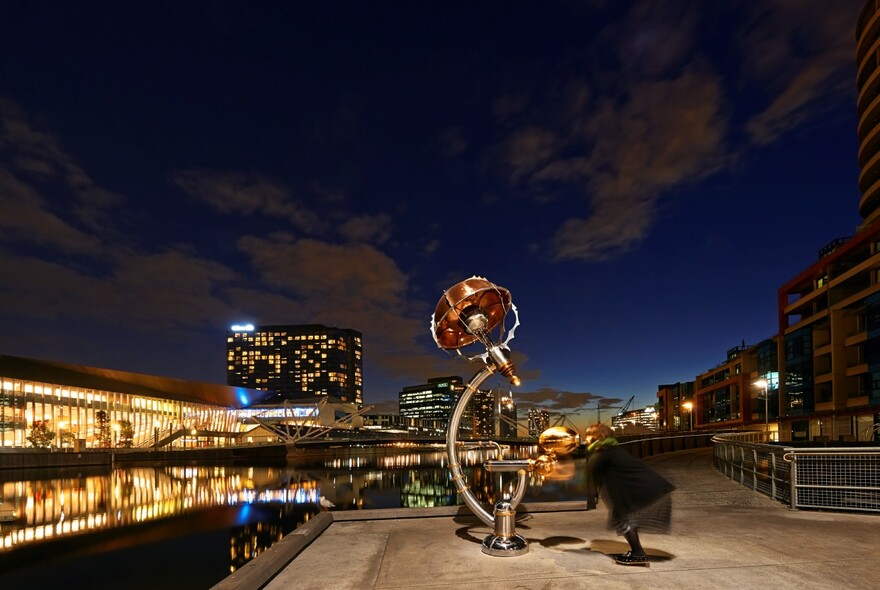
[172,169,325,233]
[0,97,125,250]
[490,0,859,262]
[0,99,446,388]
[235,234,448,379]
[740,0,862,145]
[338,213,392,244]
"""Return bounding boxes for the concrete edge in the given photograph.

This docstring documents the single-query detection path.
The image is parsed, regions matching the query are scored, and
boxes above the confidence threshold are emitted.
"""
[209,511,334,590]
[329,500,587,522]
[208,501,588,590]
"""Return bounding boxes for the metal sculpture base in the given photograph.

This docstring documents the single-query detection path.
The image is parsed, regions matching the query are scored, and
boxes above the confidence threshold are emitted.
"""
[482,534,528,557]
[481,500,528,557]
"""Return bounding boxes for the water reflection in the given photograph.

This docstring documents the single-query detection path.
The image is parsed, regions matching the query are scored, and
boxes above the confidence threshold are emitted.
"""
[0,445,586,588]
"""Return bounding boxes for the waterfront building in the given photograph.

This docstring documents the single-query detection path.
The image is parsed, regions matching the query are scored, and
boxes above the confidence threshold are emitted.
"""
[611,406,660,432]
[527,408,549,438]
[656,340,780,436]
[226,324,363,405]
[652,6,880,443]
[0,355,268,449]
[777,230,880,441]
[360,413,446,436]
[757,2,880,442]
[692,342,757,432]
[399,376,468,434]
[0,355,367,449]
[656,381,695,431]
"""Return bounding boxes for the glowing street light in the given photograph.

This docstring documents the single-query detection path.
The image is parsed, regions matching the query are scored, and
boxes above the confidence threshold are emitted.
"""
[753,379,769,442]
[681,401,694,431]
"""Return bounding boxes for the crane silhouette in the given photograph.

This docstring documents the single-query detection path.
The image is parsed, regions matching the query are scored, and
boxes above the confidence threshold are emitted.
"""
[592,395,635,425]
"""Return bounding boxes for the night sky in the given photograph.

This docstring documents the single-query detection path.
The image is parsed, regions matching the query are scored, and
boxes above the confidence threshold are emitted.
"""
[0,1,867,425]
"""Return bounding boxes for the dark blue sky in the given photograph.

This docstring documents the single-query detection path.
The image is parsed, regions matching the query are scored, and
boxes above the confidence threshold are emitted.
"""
[0,0,866,425]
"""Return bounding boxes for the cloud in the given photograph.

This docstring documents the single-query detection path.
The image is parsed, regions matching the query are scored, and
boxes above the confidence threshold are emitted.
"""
[614,0,699,78]
[505,65,728,262]
[0,168,104,255]
[741,0,863,145]
[172,169,324,233]
[487,0,859,263]
[236,234,449,381]
[513,387,614,412]
[338,213,392,244]
[503,127,559,184]
[437,126,469,158]
[0,96,125,239]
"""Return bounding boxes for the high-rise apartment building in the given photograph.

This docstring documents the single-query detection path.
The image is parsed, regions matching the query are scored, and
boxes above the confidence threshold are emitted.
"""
[857,1,880,226]
[226,324,362,405]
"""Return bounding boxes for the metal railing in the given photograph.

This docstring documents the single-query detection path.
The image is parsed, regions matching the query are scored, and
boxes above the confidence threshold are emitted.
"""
[713,432,880,513]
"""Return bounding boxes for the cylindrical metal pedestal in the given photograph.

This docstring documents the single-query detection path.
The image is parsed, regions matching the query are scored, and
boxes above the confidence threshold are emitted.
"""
[481,500,528,557]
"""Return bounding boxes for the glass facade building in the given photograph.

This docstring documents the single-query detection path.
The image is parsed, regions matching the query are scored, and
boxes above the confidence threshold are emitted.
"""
[0,355,269,449]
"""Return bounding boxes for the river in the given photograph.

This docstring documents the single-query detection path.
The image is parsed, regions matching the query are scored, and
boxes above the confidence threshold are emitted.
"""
[0,444,589,589]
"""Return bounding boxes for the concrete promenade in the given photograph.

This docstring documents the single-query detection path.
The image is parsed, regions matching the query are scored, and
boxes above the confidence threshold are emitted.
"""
[215,448,879,590]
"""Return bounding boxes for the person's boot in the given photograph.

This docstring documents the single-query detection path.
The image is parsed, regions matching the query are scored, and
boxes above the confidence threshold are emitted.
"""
[615,529,649,567]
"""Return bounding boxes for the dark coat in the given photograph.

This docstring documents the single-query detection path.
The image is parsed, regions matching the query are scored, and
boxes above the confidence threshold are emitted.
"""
[587,444,675,532]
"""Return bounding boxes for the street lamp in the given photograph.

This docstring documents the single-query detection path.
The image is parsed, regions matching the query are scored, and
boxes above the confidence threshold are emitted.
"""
[681,401,693,431]
[754,379,769,442]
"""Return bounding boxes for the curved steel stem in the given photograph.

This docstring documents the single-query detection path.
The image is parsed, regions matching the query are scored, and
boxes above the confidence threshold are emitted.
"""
[446,365,496,527]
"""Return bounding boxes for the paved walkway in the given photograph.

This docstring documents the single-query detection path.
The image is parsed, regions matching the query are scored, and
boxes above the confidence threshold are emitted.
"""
[216,448,879,590]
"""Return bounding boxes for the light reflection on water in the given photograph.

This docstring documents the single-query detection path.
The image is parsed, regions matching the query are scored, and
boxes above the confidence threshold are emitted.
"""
[0,445,587,589]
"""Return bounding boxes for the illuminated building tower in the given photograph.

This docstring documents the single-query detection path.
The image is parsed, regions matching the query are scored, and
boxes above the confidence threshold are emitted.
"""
[470,387,495,439]
[857,2,880,227]
[527,408,549,438]
[226,324,362,404]
[498,392,518,438]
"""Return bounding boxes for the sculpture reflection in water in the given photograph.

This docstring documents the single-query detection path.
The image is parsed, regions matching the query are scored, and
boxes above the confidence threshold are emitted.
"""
[431,276,580,557]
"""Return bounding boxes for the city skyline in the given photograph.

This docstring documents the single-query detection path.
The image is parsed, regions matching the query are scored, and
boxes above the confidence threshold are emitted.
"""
[0,1,867,425]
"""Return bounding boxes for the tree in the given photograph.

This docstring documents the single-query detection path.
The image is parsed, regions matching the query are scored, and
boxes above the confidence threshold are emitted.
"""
[118,419,134,448]
[95,410,111,448]
[59,430,77,448]
[26,421,56,448]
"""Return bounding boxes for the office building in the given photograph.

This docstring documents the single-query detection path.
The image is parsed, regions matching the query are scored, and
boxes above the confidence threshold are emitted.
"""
[226,324,362,405]
[399,376,465,428]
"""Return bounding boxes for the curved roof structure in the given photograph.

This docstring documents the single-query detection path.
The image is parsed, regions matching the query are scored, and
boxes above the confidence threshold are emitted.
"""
[0,355,271,408]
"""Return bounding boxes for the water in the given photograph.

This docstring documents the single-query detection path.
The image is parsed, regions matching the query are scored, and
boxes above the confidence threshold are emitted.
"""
[0,445,588,589]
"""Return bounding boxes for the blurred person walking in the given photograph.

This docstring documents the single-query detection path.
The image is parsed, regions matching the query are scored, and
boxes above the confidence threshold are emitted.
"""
[584,423,675,566]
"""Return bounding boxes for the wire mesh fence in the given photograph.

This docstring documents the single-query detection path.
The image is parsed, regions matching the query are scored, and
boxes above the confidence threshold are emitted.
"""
[713,432,880,513]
